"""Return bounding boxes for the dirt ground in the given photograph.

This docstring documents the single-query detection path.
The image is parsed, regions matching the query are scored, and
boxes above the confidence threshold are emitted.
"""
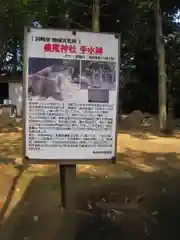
[0,118,180,239]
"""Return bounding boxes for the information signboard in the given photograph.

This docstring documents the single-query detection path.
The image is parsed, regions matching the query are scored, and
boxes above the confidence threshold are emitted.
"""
[23,27,120,163]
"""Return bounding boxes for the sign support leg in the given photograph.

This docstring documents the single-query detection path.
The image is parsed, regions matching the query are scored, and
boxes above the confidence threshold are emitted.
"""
[59,165,76,209]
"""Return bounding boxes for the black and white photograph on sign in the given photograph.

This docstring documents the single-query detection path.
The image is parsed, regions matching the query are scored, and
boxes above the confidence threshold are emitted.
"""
[80,61,116,90]
[88,89,109,103]
[28,58,80,100]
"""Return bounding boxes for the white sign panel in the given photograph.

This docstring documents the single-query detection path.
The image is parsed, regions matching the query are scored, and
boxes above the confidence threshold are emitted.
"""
[24,27,120,161]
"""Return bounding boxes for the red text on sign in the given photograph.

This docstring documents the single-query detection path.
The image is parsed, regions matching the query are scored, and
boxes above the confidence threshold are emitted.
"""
[44,43,77,53]
[80,46,103,55]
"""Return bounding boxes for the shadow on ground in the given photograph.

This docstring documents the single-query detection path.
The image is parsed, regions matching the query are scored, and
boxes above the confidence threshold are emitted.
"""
[1,150,180,239]
[0,165,26,225]
[118,126,180,140]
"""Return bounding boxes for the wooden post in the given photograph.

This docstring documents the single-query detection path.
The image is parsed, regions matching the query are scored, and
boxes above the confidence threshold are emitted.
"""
[59,12,77,211]
[59,165,76,209]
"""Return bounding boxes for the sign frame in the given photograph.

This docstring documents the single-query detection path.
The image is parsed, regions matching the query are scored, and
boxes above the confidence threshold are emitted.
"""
[22,27,120,165]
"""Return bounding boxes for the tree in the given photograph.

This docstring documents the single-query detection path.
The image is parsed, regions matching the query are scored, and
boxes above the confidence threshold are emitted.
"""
[1,0,180,123]
[156,0,167,131]
[92,0,100,32]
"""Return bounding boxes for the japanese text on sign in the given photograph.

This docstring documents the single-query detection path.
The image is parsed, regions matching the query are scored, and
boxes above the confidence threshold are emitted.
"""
[24,28,119,161]
[44,43,103,55]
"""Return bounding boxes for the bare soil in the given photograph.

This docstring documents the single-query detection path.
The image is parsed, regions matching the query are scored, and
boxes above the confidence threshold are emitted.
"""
[0,118,180,239]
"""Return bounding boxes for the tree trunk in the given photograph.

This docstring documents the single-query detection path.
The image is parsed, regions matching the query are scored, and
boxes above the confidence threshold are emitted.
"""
[156,0,167,131]
[92,0,100,32]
